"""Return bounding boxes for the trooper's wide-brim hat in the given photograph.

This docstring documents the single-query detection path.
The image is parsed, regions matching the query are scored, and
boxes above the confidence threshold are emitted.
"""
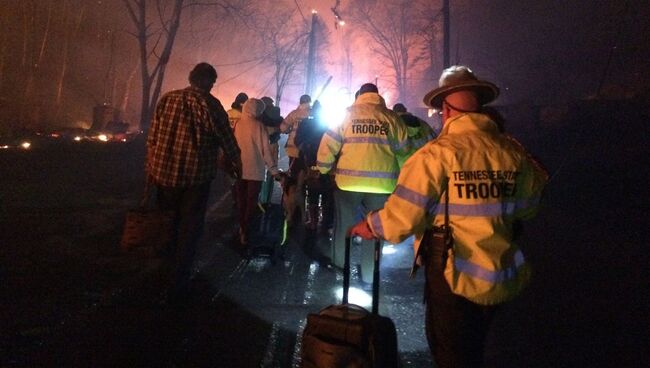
[423,66,499,108]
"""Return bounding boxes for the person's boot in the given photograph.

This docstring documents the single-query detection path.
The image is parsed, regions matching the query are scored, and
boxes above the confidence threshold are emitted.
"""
[306,205,319,231]
[239,231,248,246]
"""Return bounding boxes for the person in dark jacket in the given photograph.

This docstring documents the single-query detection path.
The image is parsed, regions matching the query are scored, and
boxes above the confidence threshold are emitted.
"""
[295,101,334,233]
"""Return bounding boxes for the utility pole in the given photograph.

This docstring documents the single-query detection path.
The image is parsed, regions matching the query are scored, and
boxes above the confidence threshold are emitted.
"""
[305,10,317,96]
[443,0,450,68]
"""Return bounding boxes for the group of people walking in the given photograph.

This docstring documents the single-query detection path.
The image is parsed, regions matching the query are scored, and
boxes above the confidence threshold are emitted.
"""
[145,61,547,367]
[225,91,333,245]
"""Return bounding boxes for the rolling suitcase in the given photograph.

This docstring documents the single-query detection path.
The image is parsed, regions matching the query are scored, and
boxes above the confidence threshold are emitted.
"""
[301,236,399,367]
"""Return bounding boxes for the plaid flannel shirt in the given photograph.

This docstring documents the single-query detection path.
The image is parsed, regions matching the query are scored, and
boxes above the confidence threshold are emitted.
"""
[147,86,240,187]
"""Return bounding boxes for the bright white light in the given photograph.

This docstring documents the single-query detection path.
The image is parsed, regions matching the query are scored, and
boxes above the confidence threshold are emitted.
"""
[317,86,354,129]
[20,141,31,149]
[97,134,108,142]
[74,136,82,142]
[339,20,345,26]
[311,9,317,14]
[382,244,397,255]
[382,91,392,108]
[335,286,372,308]
[1,145,9,149]
[428,108,440,118]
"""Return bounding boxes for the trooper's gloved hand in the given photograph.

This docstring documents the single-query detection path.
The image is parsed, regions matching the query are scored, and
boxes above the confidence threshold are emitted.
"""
[349,219,375,240]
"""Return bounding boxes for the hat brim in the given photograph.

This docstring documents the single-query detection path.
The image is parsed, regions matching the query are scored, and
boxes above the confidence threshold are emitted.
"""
[423,81,499,108]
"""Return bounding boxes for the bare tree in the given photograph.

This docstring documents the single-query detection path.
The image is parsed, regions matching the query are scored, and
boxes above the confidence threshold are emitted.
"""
[123,0,184,130]
[418,6,444,81]
[346,0,428,104]
[123,0,249,130]
[119,61,140,118]
[55,0,85,120]
[242,7,309,106]
[17,0,54,129]
[0,12,6,94]
[271,30,309,106]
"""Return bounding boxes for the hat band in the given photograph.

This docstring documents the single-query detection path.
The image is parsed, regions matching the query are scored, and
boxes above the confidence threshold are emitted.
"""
[443,99,480,113]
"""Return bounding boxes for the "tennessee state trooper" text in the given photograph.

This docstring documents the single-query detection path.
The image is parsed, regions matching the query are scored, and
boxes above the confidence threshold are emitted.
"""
[452,170,519,199]
[351,119,388,135]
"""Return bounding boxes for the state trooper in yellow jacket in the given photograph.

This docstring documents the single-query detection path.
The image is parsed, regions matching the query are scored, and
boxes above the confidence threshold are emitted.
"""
[351,66,548,368]
[317,83,410,284]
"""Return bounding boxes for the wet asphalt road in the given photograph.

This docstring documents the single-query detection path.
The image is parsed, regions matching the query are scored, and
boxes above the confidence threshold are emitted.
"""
[55,177,434,367]
[192,180,433,367]
[2,104,647,367]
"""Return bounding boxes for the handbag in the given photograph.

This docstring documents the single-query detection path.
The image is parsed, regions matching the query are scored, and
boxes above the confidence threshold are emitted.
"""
[120,178,174,254]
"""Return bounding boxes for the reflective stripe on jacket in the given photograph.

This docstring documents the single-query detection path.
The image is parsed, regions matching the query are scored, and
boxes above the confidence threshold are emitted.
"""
[367,113,548,305]
[316,93,411,194]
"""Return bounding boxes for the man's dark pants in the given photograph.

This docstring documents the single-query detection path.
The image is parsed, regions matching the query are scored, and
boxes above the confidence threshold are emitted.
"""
[333,189,388,284]
[424,253,499,368]
[156,181,211,302]
[306,174,334,230]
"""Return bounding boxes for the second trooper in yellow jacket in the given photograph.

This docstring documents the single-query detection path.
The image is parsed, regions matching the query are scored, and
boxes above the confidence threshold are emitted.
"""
[317,83,411,284]
[351,66,548,368]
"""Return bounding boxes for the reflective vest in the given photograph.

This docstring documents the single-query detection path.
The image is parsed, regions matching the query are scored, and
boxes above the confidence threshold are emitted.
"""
[397,112,437,167]
[367,113,548,305]
[316,92,411,194]
[407,121,436,151]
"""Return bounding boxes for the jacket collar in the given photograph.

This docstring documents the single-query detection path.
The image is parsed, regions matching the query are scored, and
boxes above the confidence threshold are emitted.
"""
[186,85,208,94]
[440,112,498,136]
[353,92,386,107]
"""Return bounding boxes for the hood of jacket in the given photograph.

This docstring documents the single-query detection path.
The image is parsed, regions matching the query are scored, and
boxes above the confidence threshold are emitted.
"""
[242,98,265,119]
[353,92,386,107]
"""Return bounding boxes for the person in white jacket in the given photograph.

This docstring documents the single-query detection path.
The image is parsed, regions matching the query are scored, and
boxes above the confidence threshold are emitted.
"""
[233,98,280,246]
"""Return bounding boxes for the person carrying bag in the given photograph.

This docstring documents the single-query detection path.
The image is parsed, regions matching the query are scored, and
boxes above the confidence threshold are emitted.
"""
[120,176,174,256]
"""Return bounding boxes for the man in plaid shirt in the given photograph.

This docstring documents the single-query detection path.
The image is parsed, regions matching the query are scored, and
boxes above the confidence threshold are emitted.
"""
[146,62,241,305]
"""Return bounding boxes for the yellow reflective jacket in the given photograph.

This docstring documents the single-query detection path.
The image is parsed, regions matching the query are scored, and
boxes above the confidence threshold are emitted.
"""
[280,103,311,158]
[316,92,411,193]
[367,113,548,305]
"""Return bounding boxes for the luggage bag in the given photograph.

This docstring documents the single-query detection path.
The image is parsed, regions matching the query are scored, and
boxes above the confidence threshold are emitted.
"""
[301,236,399,367]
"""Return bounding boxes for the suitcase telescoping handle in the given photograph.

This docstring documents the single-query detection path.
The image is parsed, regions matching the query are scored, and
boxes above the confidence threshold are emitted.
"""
[343,235,381,315]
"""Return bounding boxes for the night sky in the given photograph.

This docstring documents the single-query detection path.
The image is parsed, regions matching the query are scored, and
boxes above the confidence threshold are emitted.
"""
[1,0,648,130]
